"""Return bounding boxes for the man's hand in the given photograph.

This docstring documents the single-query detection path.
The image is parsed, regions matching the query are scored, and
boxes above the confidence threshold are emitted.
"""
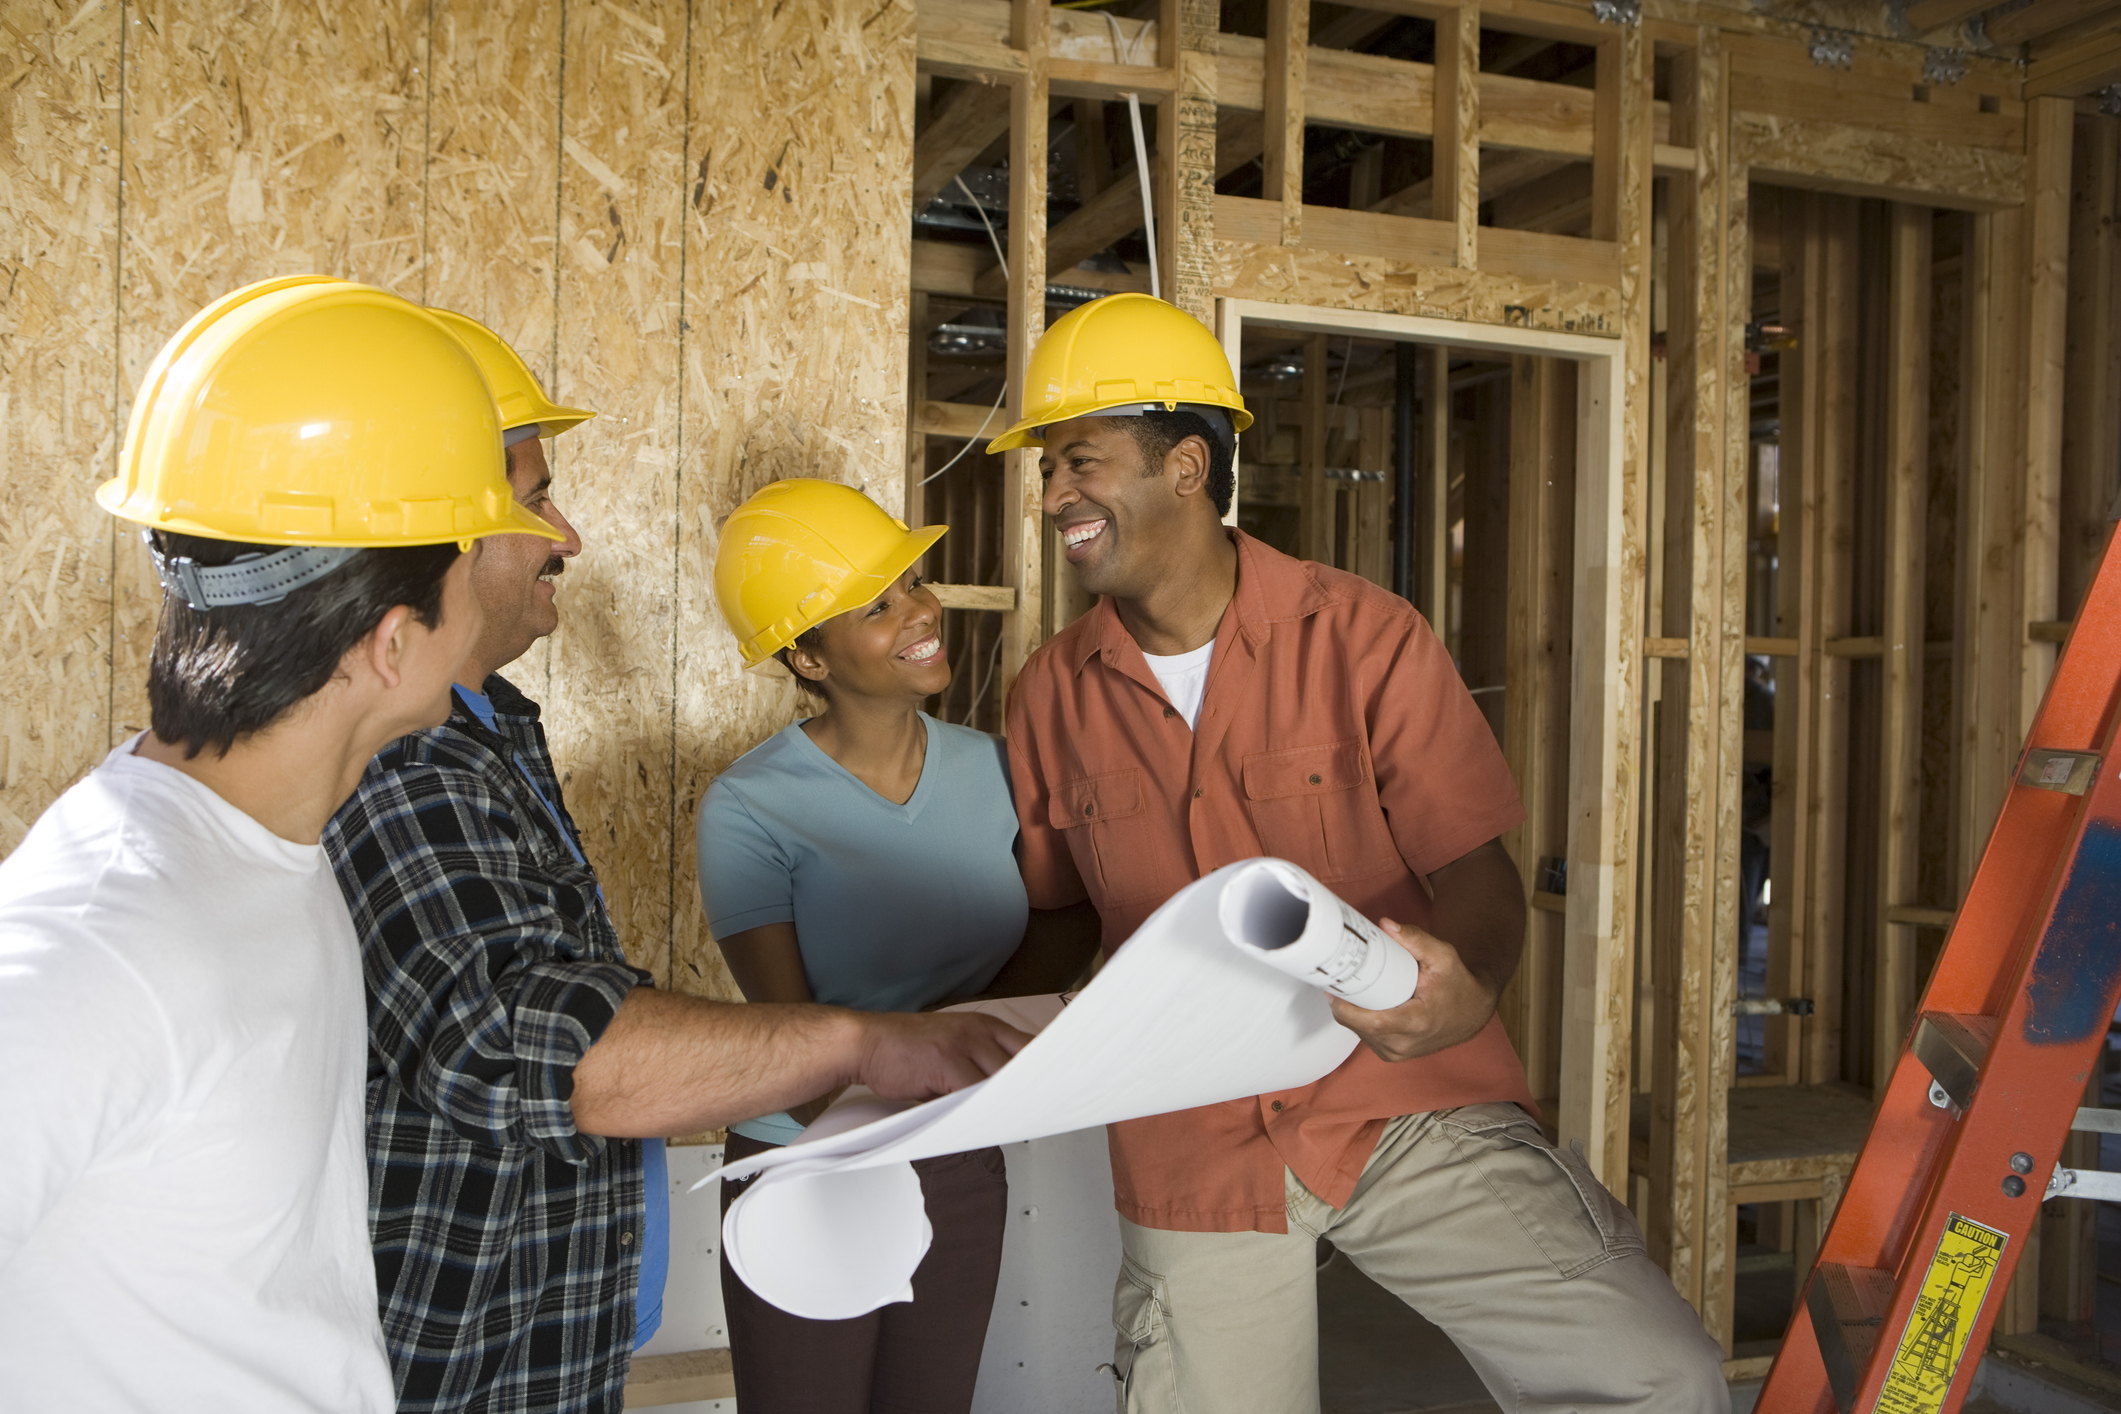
[1329,918,1500,1063]
[851,1010,1031,1101]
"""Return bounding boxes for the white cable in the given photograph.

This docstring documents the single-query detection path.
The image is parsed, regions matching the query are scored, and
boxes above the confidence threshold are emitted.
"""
[1104,15,1160,300]
[921,173,1014,487]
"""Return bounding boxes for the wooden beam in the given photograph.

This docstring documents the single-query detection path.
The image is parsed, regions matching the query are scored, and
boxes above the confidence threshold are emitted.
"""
[1876,203,1932,1108]
[1302,333,1331,562]
[1422,344,1450,625]
[2022,97,2074,735]
[1556,20,1650,1199]
[1434,4,1481,269]
[911,80,1013,210]
[1648,29,1739,1344]
[1988,0,2120,45]
[1000,0,1050,692]
[2027,31,2121,97]
[2061,116,2121,620]
[1904,0,1994,32]
[1156,0,1221,327]
[1501,354,1576,1107]
[929,583,1018,610]
[1264,0,1309,246]
[625,1349,735,1406]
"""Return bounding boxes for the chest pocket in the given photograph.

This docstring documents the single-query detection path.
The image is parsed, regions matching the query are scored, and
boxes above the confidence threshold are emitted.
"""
[1049,769,1163,907]
[1240,740,1398,882]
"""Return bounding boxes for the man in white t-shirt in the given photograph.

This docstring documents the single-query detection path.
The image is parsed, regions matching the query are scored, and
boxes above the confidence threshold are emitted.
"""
[0,278,552,1411]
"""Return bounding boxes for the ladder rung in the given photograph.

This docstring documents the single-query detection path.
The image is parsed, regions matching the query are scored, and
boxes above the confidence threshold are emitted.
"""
[2047,1166,2121,1201]
[1806,1261,1895,1414]
[1912,1012,1994,1113]
[2072,1107,2121,1134]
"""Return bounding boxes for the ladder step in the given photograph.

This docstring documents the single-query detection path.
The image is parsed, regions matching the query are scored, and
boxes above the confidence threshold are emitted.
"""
[1806,1261,1896,1413]
[1911,1011,1994,1112]
[2072,1107,2121,1134]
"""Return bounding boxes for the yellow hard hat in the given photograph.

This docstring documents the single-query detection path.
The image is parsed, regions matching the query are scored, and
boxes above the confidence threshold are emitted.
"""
[425,307,596,440]
[715,479,947,668]
[99,276,561,551]
[986,293,1252,454]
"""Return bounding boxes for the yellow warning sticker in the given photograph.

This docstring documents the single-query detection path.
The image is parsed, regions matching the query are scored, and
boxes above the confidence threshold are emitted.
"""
[1875,1213,2009,1414]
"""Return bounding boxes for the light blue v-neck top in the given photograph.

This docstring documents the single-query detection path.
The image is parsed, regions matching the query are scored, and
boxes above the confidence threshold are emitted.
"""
[695,714,1028,1145]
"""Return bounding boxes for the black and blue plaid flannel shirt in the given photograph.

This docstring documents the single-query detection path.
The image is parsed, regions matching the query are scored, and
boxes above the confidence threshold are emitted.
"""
[324,674,652,1414]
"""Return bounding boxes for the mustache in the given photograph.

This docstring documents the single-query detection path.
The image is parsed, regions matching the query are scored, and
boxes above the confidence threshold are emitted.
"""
[540,556,566,578]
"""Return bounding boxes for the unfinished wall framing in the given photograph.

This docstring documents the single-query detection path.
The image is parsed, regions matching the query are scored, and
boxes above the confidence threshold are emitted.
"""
[7,0,2121,1388]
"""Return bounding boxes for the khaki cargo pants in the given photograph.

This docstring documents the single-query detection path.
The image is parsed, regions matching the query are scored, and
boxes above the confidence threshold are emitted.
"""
[1110,1104,1729,1414]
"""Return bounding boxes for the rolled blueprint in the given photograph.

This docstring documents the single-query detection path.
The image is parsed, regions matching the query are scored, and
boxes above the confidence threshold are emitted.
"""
[701,857,1406,1320]
[1217,859,1418,1010]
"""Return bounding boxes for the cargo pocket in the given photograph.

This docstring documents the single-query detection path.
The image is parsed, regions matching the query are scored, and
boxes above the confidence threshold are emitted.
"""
[1111,1257,1178,1413]
[1051,770,1160,906]
[1433,1102,1648,1279]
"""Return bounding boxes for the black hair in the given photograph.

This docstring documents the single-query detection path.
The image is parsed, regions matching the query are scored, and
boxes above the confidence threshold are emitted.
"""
[776,625,830,698]
[1117,409,1235,517]
[147,531,461,759]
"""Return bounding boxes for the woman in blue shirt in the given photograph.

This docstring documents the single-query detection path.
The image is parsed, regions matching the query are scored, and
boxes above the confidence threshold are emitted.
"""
[697,479,1095,1414]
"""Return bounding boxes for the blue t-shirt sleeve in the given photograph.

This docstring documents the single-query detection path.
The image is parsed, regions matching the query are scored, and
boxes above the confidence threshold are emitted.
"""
[695,781,797,936]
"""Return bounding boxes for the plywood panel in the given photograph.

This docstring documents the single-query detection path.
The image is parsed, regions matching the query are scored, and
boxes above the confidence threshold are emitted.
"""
[545,0,689,985]
[419,0,565,700]
[116,0,430,740]
[1731,110,2022,214]
[0,2,122,851]
[1211,237,1622,333]
[671,0,920,1003]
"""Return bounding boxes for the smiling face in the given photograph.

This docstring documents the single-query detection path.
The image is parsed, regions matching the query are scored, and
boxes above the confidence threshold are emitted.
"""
[1039,414,1210,600]
[460,436,581,683]
[784,569,950,705]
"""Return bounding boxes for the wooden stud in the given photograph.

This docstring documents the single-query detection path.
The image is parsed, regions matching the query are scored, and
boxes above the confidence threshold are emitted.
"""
[1423,345,1451,627]
[1302,333,1331,562]
[1434,5,1481,271]
[1557,20,1650,1198]
[2020,98,2075,732]
[1000,0,1051,692]
[2061,117,2121,620]
[1158,0,1222,326]
[1263,0,1309,248]
[1875,204,1933,1105]
[1501,353,1576,1107]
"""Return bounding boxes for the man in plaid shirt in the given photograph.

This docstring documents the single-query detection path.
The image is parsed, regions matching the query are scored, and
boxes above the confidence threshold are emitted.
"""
[325,326,1026,1414]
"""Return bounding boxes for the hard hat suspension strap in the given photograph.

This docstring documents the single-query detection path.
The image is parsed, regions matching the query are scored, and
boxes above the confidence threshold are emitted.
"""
[1053,403,1236,457]
[146,531,362,611]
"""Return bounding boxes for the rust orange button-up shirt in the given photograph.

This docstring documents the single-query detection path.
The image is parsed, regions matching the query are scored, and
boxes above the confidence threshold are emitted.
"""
[1006,531,1534,1233]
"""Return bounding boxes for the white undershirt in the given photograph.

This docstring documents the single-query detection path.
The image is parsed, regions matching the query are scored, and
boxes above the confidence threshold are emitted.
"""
[0,741,392,1413]
[1142,640,1216,728]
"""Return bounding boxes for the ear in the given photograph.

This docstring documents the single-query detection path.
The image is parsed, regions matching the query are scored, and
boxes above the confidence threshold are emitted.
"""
[352,604,418,692]
[784,640,832,690]
[1167,434,1213,499]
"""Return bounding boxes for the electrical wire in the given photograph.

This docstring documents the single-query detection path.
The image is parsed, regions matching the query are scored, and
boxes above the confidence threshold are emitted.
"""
[1101,14,1161,300]
[921,175,1012,487]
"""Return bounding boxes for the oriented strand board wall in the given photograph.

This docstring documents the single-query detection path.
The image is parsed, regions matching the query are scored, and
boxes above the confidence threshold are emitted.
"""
[0,0,916,1006]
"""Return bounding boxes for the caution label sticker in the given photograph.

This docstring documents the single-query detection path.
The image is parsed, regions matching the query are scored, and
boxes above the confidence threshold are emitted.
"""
[1876,1214,2009,1414]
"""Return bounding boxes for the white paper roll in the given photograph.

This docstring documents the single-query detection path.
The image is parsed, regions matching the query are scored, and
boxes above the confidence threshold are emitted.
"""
[1216,859,1419,1010]
[703,857,1407,1320]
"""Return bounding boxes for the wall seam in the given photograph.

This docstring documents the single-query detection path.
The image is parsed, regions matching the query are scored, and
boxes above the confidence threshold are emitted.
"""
[547,0,567,707]
[668,0,695,990]
[108,0,128,750]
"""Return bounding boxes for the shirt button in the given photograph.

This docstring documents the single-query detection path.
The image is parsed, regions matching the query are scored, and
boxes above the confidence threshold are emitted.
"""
[1270,1100,1285,1112]
[1193,788,1203,799]
[1309,774,1322,785]
[1084,805,1095,817]
[619,1231,634,1246]
[1164,706,1176,719]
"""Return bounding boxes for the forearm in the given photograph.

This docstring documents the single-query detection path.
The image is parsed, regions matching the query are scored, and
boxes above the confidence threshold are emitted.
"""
[570,987,867,1138]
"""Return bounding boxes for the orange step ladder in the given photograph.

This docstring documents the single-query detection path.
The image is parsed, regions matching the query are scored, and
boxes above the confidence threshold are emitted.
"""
[1758,527,2121,1414]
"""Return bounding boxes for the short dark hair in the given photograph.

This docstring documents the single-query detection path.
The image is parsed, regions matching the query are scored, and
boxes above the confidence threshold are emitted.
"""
[1116,409,1235,516]
[147,531,461,759]
[775,625,829,698]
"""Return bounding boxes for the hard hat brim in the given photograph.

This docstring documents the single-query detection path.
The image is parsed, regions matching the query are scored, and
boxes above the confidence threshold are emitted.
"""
[95,475,567,546]
[517,406,597,438]
[985,398,1255,455]
[737,521,948,669]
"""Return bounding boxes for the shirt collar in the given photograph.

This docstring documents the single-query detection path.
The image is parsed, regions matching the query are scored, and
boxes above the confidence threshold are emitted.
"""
[1071,529,1337,674]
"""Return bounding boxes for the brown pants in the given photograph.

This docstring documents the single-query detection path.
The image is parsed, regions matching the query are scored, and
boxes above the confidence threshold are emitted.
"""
[720,1132,1009,1414]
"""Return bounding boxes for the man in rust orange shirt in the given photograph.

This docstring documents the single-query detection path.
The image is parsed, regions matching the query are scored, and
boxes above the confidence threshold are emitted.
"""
[992,296,1725,1414]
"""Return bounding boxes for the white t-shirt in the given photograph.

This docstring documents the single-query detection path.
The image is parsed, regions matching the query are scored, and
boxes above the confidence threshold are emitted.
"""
[0,740,392,1413]
[1141,640,1216,728]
